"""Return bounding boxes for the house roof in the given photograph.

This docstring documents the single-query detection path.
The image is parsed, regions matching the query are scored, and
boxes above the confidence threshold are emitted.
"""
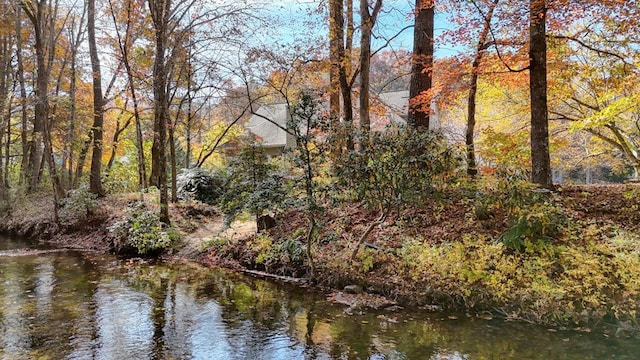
[377,90,410,115]
[244,103,290,148]
[244,90,435,149]
[372,90,409,129]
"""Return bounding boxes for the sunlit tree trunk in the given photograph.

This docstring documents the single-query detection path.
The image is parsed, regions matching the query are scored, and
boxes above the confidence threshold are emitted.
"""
[358,0,381,146]
[15,7,29,186]
[148,0,171,224]
[108,0,148,191]
[466,0,499,177]
[0,35,9,202]
[408,0,434,130]
[88,0,104,196]
[106,108,132,174]
[529,0,552,189]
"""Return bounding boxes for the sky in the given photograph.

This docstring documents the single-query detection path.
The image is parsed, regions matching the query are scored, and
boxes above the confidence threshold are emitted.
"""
[262,0,459,58]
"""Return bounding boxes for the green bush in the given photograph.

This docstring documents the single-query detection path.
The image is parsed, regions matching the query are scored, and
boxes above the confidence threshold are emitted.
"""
[471,174,566,252]
[335,125,460,212]
[176,168,225,204]
[108,204,178,255]
[59,185,99,224]
[219,135,286,226]
[502,201,566,252]
[248,232,305,274]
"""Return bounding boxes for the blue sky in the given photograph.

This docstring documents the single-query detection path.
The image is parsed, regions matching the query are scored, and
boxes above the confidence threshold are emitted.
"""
[262,1,458,58]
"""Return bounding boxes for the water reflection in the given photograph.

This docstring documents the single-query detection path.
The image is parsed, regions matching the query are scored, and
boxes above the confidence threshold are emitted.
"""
[0,235,639,359]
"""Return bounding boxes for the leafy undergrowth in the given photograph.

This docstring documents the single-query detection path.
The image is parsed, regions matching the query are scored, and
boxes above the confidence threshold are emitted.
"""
[202,183,640,333]
[0,191,216,253]
[2,184,640,333]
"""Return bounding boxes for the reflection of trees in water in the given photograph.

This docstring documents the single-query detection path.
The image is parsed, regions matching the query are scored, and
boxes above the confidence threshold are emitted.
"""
[1,252,640,359]
[0,253,101,359]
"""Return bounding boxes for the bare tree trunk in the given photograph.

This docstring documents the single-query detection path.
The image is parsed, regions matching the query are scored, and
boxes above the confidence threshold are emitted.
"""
[25,7,48,191]
[149,0,171,224]
[43,109,64,210]
[358,0,381,147]
[0,35,9,202]
[109,0,148,191]
[343,0,354,151]
[15,6,29,186]
[106,110,132,173]
[328,0,342,154]
[185,76,193,168]
[169,124,177,202]
[64,6,86,189]
[408,0,434,130]
[88,0,105,196]
[529,0,553,189]
[74,133,92,188]
[65,47,77,187]
[3,97,9,191]
[466,0,499,177]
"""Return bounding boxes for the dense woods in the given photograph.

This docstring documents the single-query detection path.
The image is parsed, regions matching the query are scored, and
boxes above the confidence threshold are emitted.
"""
[1,0,640,331]
[1,0,638,214]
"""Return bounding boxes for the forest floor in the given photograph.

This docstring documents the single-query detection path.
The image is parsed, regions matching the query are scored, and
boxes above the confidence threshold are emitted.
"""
[1,183,640,331]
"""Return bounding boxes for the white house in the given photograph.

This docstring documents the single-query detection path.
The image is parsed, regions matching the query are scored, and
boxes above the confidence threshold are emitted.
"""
[244,90,439,155]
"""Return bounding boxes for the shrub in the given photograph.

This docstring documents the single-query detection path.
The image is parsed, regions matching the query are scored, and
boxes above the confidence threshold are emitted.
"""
[502,202,566,252]
[335,125,460,212]
[400,233,640,326]
[176,168,225,204]
[470,173,566,251]
[219,137,286,227]
[59,185,99,224]
[108,203,178,255]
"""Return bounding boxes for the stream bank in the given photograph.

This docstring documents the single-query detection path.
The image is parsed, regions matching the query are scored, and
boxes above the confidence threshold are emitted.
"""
[2,185,640,336]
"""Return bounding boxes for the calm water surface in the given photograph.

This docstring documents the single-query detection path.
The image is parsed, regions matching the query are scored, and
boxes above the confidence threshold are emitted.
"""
[0,234,639,359]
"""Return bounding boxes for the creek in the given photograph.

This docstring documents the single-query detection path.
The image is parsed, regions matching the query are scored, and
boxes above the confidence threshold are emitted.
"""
[0,234,638,359]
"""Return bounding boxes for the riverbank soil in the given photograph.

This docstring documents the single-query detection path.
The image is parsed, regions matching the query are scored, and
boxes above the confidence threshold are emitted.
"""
[1,184,639,332]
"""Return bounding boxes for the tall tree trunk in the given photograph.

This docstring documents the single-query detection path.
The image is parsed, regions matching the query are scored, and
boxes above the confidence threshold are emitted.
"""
[74,133,92,188]
[43,106,64,219]
[408,0,434,130]
[25,5,48,191]
[358,0,381,146]
[169,120,177,203]
[20,0,62,195]
[65,47,77,187]
[64,7,86,189]
[466,0,499,177]
[0,36,8,202]
[123,50,148,191]
[149,0,171,224]
[106,109,132,173]
[529,0,552,189]
[185,66,193,168]
[88,0,104,196]
[109,0,147,191]
[328,0,342,154]
[3,97,9,192]
[15,6,29,186]
[343,0,354,151]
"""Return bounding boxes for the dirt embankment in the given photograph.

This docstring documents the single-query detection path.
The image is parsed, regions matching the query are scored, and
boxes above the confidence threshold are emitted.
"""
[2,184,638,259]
[2,184,639,324]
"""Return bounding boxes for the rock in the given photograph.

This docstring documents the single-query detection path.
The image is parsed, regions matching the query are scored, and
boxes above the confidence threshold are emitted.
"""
[343,285,364,294]
[257,215,276,231]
